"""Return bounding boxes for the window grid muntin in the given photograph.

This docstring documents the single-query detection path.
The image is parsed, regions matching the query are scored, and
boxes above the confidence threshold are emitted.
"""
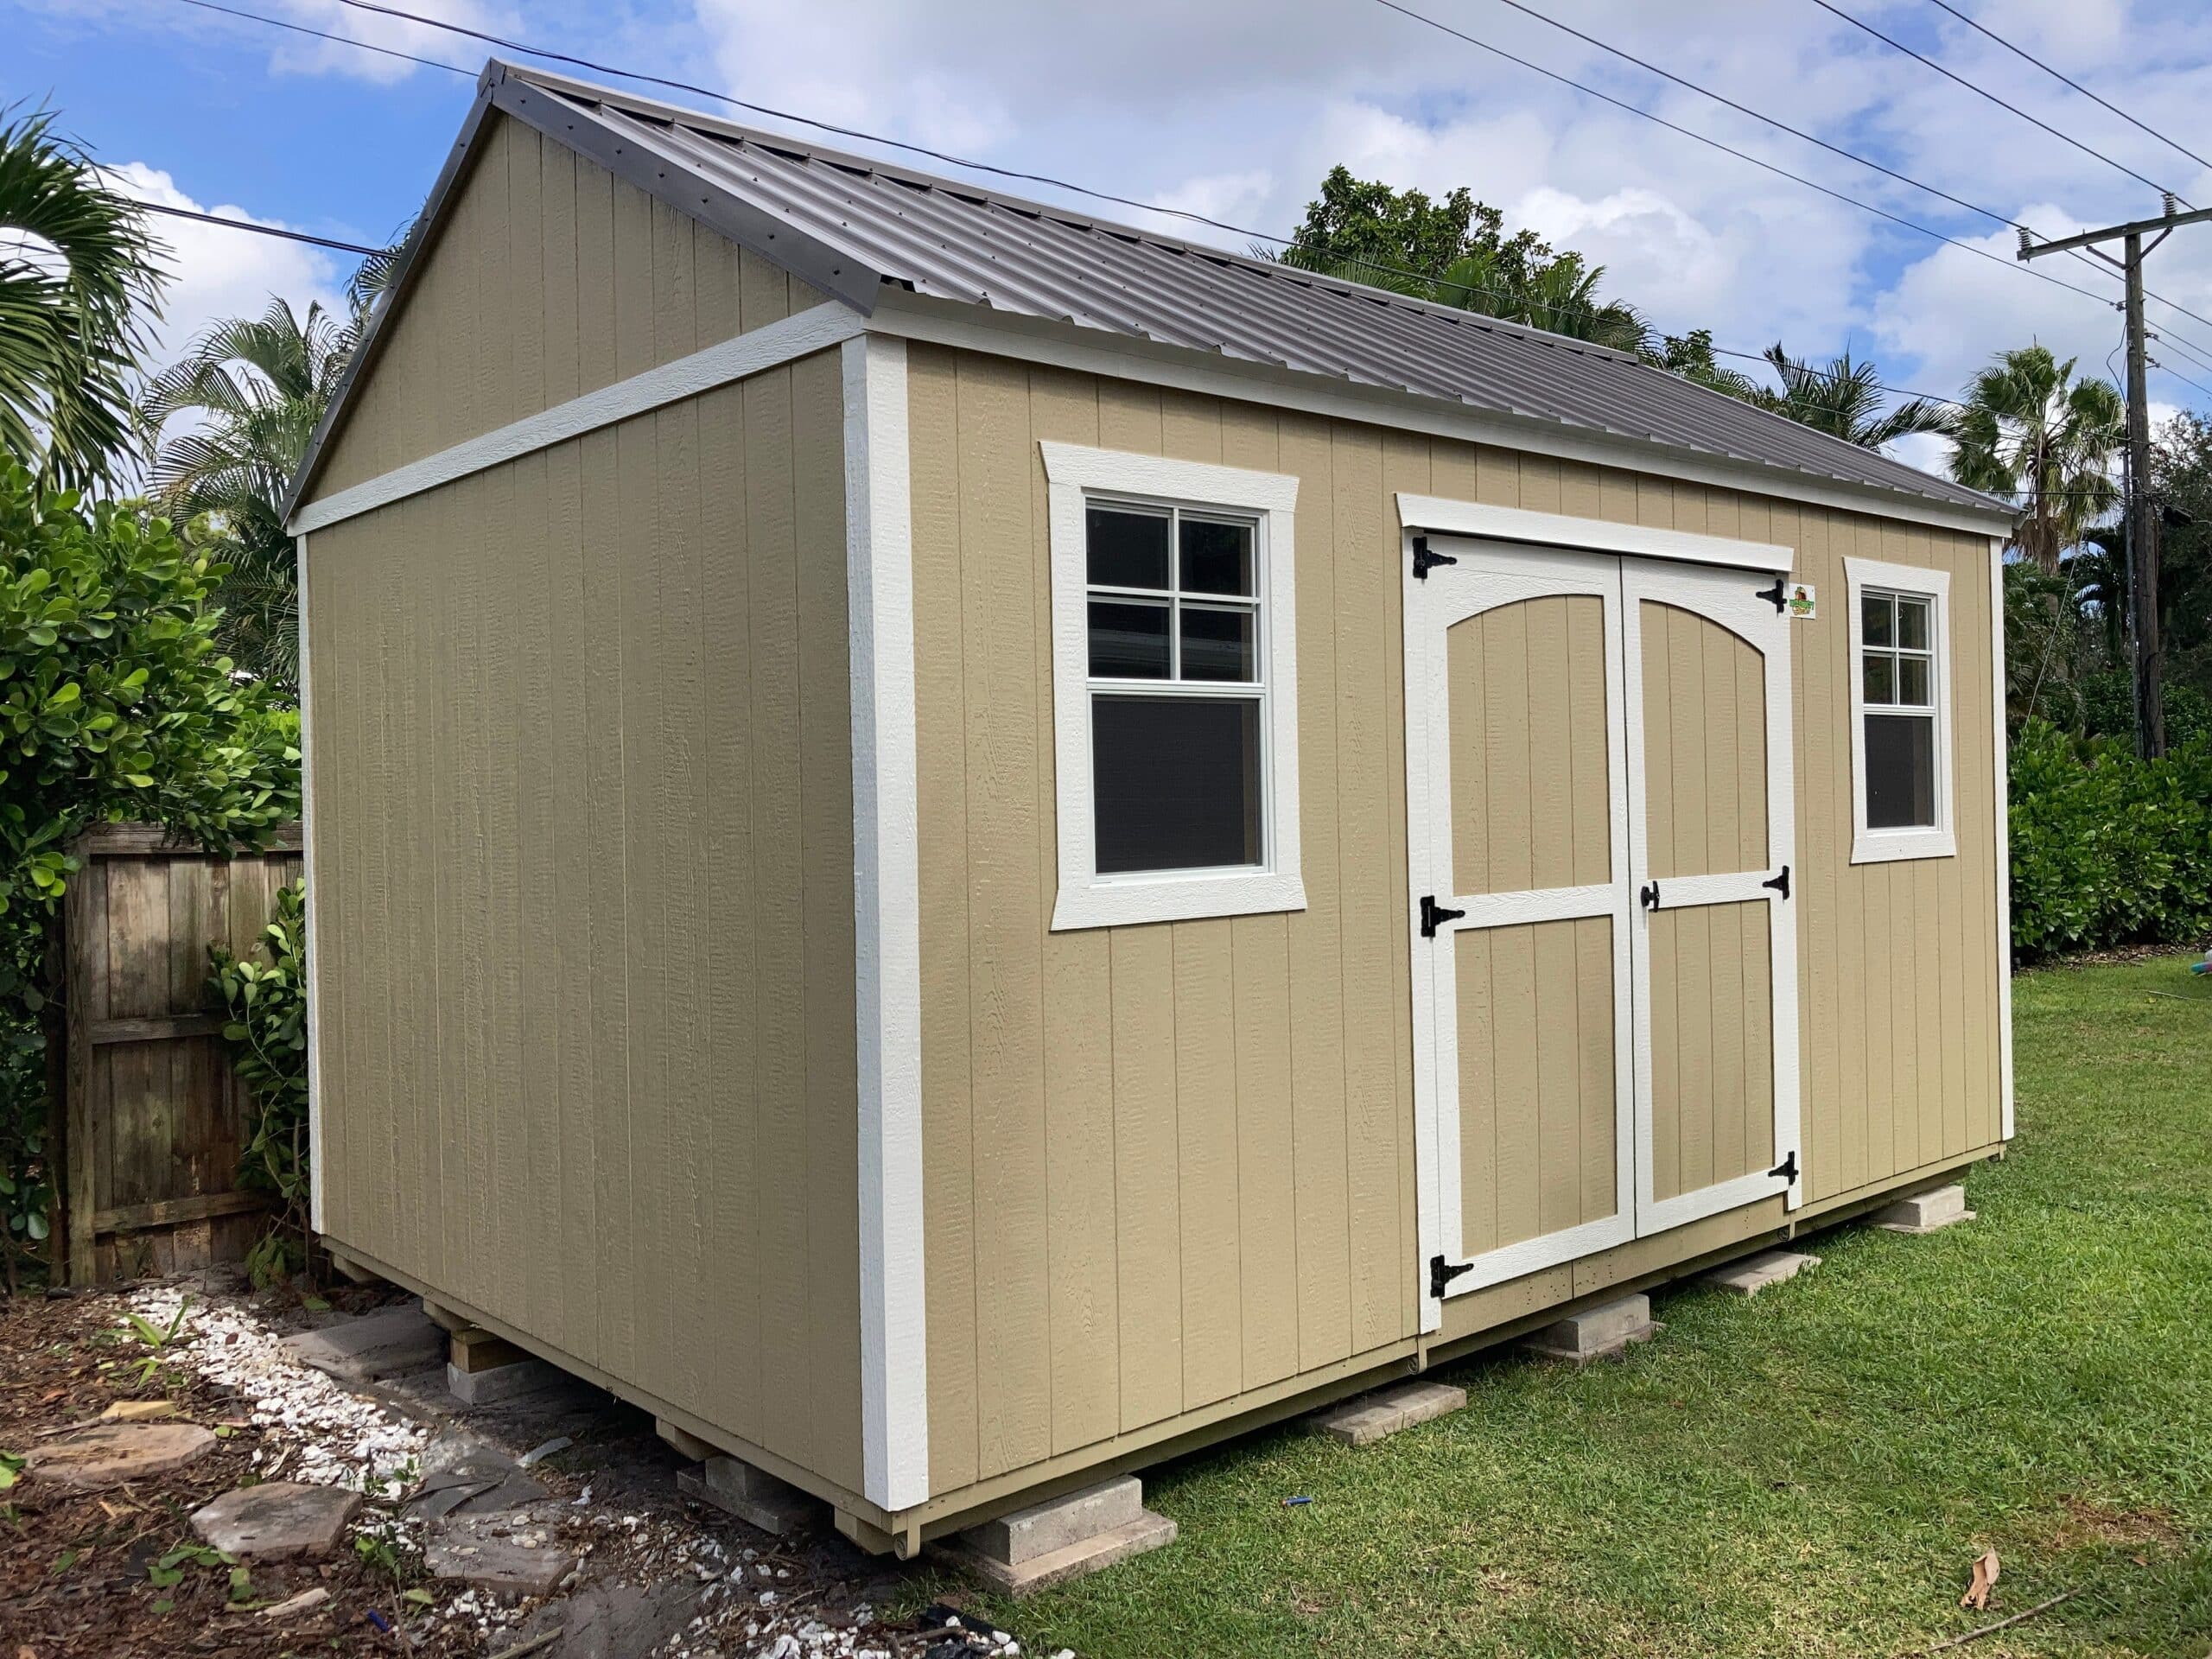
[1085,494,1270,876]
[1861,588,1936,713]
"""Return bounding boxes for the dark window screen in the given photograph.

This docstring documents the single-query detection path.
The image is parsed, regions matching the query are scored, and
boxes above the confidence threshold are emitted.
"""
[1866,713,1935,829]
[1093,696,1261,873]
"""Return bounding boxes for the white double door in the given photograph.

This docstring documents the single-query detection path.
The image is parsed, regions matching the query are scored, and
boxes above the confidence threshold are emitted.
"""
[1404,537,1802,1319]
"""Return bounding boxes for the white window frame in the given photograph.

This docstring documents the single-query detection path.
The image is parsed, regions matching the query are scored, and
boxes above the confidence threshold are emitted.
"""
[1041,441,1305,931]
[1846,556,1955,864]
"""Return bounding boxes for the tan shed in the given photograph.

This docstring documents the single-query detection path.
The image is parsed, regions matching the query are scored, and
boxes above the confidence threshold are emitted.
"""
[286,61,2018,1554]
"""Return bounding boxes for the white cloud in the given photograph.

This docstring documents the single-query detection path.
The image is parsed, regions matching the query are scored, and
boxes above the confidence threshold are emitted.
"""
[111,164,348,372]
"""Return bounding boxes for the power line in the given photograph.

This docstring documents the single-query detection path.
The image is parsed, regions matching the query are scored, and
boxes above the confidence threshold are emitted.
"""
[133,200,387,256]
[1465,0,2212,359]
[2152,358,2212,400]
[1808,0,2182,203]
[1919,0,2212,173]
[173,0,469,77]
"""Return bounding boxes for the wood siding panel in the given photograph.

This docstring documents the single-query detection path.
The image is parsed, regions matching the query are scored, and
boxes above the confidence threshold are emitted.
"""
[906,342,2005,1515]
[314,113,829,495]
[304,343,861,1494]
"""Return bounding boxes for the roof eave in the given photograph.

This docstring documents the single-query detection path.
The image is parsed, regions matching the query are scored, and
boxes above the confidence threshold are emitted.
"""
[869,289,2020,537]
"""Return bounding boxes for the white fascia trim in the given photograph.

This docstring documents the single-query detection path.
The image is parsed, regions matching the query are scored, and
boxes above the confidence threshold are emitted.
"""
[289,302,866,535]
[1397,494,1793,573]
[1846,556,1958,865]
[299,530,326,1235]
[842,334,929,1513]
[1991,537,2015,1139]
[870,294,2017,539]
[1040,441,1306,932]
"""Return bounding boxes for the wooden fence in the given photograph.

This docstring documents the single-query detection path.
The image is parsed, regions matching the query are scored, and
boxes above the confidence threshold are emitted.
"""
[55,823,304,1285]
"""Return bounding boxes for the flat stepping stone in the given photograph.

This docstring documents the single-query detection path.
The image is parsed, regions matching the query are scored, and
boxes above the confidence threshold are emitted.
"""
[28,1422,217,1491]
[1310,1379,1467,1446]
[191,1480,363,1560]
[1702,1249,1821,1297]
[281,1302,445,1384]
[426,1513,578,1599]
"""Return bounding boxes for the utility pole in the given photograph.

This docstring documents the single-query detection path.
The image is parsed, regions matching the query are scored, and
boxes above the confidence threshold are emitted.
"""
[2021,197,2212,759]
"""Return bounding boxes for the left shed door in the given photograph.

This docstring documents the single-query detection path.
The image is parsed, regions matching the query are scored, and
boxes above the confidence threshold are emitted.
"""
[1403,542,1637,1304]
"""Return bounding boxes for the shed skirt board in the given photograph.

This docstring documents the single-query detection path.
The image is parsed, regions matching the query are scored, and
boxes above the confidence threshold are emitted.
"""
[1407,538,1802,1321]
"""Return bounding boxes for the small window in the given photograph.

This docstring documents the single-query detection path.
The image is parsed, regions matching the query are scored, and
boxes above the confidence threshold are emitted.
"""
[1043,444,1304,930]
[1847,559,1955,863]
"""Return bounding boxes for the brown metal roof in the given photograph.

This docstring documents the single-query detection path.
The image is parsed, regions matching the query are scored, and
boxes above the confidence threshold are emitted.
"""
[289,60,2013,524]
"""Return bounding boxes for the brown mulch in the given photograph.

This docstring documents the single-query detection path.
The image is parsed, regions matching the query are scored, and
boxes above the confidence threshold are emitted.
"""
[0,1289,470,1659]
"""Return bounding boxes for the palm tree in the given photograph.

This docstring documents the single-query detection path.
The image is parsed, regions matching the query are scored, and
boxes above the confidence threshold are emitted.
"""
[142,298,359,697]
[0,107,164,489]
[1948,344,2124,570]
[1752,343,1951,450]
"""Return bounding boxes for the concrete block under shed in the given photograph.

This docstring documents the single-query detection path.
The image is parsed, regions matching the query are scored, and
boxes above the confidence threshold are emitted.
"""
[944,1476,1176,1596]
[676,1456,827,1537]
[1702,1249,1821,1297]
[447,1356,563,1406]
[1874,1183,1974,1234]
[1520,1293,1656,1363]
[1310,1378,1467,1446]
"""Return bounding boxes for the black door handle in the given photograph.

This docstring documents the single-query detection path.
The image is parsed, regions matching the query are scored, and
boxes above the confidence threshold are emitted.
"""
[1639,881,1660,911]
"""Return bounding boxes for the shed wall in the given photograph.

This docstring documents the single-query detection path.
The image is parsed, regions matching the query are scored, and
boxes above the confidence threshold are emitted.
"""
[907,341,2003,1504]
[313,110,825,497]
[306,339,864,1493]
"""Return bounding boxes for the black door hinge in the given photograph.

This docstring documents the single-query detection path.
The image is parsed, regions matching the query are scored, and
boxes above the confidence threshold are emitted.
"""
[1639,880,1661,911]
[1770,1150,1799,1185]
[1420,895,1466,938]
[1762,864,1791,900]
[1756,575,1787,613]
[1411,536,1458,580]
[1430,1254,1474,1300]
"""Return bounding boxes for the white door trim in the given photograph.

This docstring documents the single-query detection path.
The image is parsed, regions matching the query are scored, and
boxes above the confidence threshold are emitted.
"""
[1400,496,1794,575]
[1620,561,1803,1235]
[1406,539,1637,1325]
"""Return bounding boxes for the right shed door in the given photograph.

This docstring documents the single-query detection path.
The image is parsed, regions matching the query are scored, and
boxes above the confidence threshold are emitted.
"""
[1621,559,1802,1236]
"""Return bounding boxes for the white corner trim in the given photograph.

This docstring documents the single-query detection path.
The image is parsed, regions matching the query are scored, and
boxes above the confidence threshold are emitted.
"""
[842,334,929,1513]
[1991,536,2015,1140]
[298,530,326,1236]
[1396,493,1794,573]
[868,291,2018,540]
[1039,442,1306,932]
[289,302,867,535]
[1845,556,1958,865]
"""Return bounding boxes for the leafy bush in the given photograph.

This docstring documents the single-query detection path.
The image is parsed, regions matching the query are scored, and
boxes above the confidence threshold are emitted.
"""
[2009,719,2212,960]
[0,466,300,1286]
[209,879,308,1285]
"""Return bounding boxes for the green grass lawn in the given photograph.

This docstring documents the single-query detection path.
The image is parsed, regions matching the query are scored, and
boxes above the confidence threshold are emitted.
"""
[970,957,2212,1657]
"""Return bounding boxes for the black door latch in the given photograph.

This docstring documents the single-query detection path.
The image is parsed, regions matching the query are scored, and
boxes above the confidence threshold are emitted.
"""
[1420,895,1466,938]
[1430,1255,1475,1299]
[1770,1150,1799,1185]
[1640,880,1661,911]
[1762,864,1791,899]
[1411,536,1459,580]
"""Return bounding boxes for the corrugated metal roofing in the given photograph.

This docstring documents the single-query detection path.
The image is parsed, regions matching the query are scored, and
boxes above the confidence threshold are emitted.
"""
[299,60,2013,523]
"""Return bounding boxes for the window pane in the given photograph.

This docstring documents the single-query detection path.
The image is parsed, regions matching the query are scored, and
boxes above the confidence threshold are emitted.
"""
[1088,505,1170,589]
[1866,712,1936,829]
[1862,592,1894,647]
[1897,595,1930,651]
[1093,695,1262,873]
[1180,605,1257,682]
[1897,654,1930,707]
[1179,517,1255,595]
[1089,601,1170,677]
[1863,652,1895,705]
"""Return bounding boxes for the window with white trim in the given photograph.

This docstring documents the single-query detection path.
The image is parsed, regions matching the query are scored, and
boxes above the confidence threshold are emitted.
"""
[1041,442,1305,931]
[1846,556,1955,863]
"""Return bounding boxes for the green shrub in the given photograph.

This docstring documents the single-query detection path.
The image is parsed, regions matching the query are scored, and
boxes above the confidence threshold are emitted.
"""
[2009,719,2212,960]
[208,879,308,1285]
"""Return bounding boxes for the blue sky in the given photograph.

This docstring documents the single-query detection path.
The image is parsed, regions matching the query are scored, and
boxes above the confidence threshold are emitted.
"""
[18,0,2212,465]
